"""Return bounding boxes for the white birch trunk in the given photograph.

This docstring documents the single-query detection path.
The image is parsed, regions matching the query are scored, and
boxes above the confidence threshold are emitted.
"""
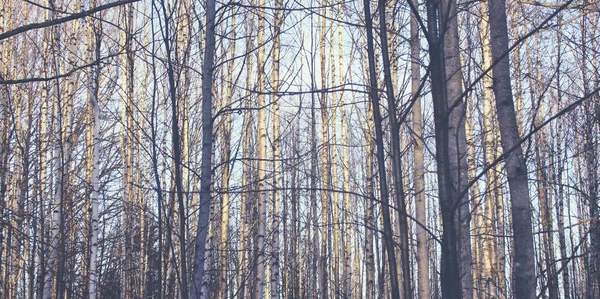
[86,3,101,297]
[253,0,268,295]
[270,0,282,296]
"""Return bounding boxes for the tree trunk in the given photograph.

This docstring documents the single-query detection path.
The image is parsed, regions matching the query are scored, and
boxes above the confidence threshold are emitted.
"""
[87,7,101,298]
[318,3,330,297]
[424,0,462,296]
[410,3,430,298]
[362,0,401,297]
[189,0,216,293]
[487,0,536,297]
[270,1,282,296]
[120,3,135,298]
[377,0,413,296]
[365,104,375,299]
[216,11,236,299]
[440,0,473,297]
[252,0,268,296]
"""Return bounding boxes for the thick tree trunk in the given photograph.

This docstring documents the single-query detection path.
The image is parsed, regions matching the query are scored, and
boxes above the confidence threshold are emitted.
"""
[441,0,473,297]
[487,0,536,297]
[425,0,462,297]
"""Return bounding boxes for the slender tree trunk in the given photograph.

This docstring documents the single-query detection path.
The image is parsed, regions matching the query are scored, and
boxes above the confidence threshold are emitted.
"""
[552,14,571,299]
[120,3,135,298]
[270,1,282,296]
[189,0,216,293]
[44,1,78,295]
[160,0,189,294]
[487,0,536,297]
[328,4,341,295]
[318,2,330,297]
[337,7,353,297]
[87,6,101,297]
[236,7,255,297]
[362,1,401,297]
[252,0,268,296]
[0,1,11,296]
[0,0,7,293]
[478,4,501,296]
[364,103,376,299]
[410,3,430,298]
[376,0,412,296]
[216,11,236,299]
[309,33,320,297]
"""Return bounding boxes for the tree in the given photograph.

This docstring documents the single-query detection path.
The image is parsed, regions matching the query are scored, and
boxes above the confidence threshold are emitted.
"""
[423,0,463,296]
[362,0,401,297]
[410,2,430,298]
[86,3,101,297]
[440,0,474,296]
[189,0,217,294]
[487,0,536,297]
[252,0,268,296]
[2,0,599,298]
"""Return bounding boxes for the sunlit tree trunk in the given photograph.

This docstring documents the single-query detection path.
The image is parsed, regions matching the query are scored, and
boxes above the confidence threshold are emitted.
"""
[216,9,236,299]
[410,3,429,298]
[119,2,135,297]
[478,3,501,296]
[86,4,101,297]
[270,1,282,296]
[338,9,352,296]
[318,2,330,297]
[252,0,268,296]
[465,87,484,299]
[0,0,8,296]
[328,4,341,296]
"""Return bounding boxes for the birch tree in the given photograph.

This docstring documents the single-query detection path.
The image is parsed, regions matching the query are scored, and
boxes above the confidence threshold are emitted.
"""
[86,2,101,297]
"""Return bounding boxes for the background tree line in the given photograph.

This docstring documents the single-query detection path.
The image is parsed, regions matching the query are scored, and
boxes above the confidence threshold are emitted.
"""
[0,0,598,298]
